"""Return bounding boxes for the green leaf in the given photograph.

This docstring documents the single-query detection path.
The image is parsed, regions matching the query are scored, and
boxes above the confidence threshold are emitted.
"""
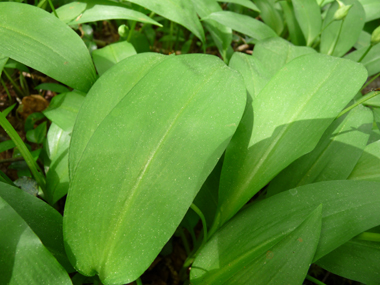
[67,3,162,26]
[26,121,47,144]
[55,1,87,23]
[345,42,380,76]
[267,105,373,197]
[202,11,277,42]
[0,140,15,153]
[279,1,306,46]
[64,54,246,284]
[292,0,322,46]
[192,180,380,284]
[92,41,136,76]
[0,2,97,92]
[253,0,284,35]
[320,0,366,57]
[354,30,371,49]
[35,83,71,94]
[43,91,86,132]
[216,53,367,228]
[0,196,72,285]
[348,139,380,181]
[0,56,8,76]
[317,237,380,284]
[125,0,205,43]
[216,0,260,12]
[358,0,380,21]
[0,181,73,272]
[192,0,232,62]
[44,123,71,205]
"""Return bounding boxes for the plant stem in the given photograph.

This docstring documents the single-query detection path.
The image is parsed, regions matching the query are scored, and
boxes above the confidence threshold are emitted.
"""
[306,275,327,285]
[355,232,380,242]
[1,78,12,102]
[127,21,136,42]
[0,111,46,192]
[47,0,58,18]
[337,91,380,118]
[361,72,380,91]
[136,277,143,285]
[329,18,345,56]
[0,157,24,164]
[168,21,174,53]
[3,70,24,96]
[179,229,191,255]
[190,203,207,247]
[358,44,373,63]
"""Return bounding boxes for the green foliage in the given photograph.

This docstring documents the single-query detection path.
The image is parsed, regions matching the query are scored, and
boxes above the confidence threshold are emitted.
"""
[1,1,380,284]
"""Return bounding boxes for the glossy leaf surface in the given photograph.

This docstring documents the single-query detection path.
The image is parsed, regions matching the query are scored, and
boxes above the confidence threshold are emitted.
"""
[192,181,380,284]
[320,0,365,57]
[0,2,97,92]
[0,196,71,285]
[203,11,277,42]
[267,105,372,196]
[92,41,136,75]
[292,0,322,46]
[126,0,205,43]
[217,53,367,227]
[0,182,72,272]
[64,54,246,284]
[44,124,71,205]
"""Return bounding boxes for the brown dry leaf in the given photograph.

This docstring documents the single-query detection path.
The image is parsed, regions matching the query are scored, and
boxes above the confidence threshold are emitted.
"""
[18,95,49,120]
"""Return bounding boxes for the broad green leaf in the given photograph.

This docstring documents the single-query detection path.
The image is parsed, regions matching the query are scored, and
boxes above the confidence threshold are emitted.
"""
[64,54,246,284]
[359,0,380,21]
[249,37,315,78]
[55,1,87,23]
[317,237,380,284]
[345,42,380,76]
[192,180,380,284]
[0,196,72,285]
[192,0,232,62]
[216,0,260,12]
[267,105,373,197]
[92,41,136,75]
[320,0,366,57]
[348,139,380,181]
[253,0,284,35]
[229,38,315,99]
[202,11,277,42]
[35,83,71,94]
[44,124,71,205]
[216,53,367,227]
[125,0,205,43]
[280,1,306,46]
[0,182,73,272]
[292,0,322,46]
[67,3,162,26]
[0,2,97,92]
[26,121,47,144]
[43,91,86,132]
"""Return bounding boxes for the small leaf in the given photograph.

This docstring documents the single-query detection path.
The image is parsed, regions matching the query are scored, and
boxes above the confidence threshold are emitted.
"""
[92,41,136,75]
[0,140,15,153]
[203,11,277,42]
[0,2,97,92]
[43,91,85,132]
[35,83,70,94]
[26,121,47,144]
